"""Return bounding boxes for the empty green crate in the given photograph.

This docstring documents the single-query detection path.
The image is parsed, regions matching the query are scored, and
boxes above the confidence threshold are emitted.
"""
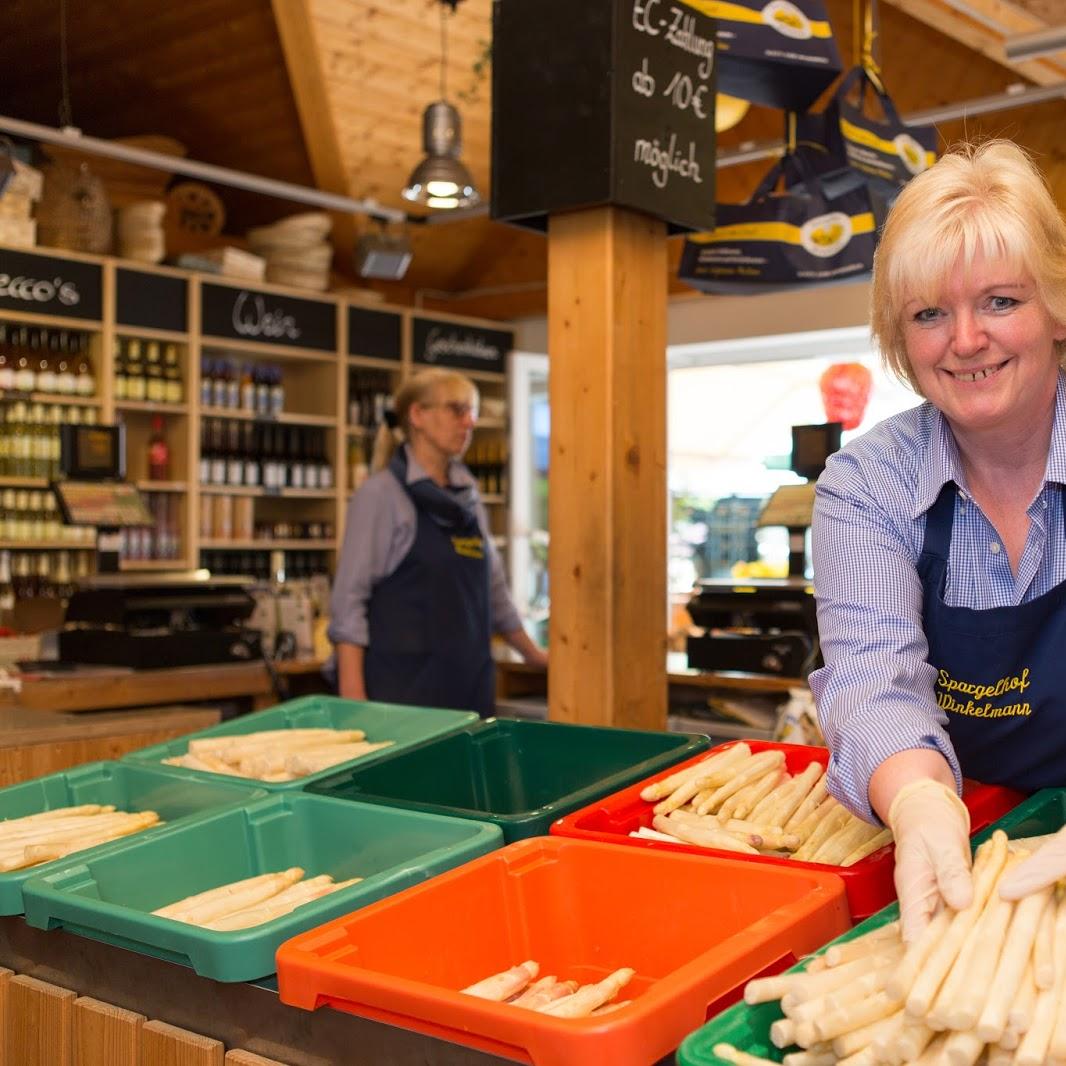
[0,761,266,915]
[22,791,503,983]
[122,695,478,790]
[678,789,1051,1065]
[307,717,709,841]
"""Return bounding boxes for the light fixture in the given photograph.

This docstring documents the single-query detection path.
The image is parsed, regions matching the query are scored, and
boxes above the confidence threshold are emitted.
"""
[402,1,480,210]
[1004,25,1066,62]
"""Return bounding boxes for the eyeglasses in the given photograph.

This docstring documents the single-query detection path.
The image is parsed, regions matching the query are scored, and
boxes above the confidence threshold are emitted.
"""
[423,400,478,420]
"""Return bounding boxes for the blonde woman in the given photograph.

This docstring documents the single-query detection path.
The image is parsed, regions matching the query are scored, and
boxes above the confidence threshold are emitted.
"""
[808,141,1066,939]
[329,368,546,717]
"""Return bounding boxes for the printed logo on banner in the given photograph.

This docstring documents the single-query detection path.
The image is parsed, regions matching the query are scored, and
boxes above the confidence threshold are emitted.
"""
[762,0,813,39]
[799,212,853,258]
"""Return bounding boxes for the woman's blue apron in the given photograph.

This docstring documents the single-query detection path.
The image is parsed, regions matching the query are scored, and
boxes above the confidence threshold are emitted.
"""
[919,482,1066,789]
[363,449,495,717]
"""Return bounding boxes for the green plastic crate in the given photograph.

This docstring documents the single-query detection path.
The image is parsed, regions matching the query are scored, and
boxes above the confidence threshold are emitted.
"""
[306,717,709,842]
[0,761,266,915]
[121,695,479,790]
[678,789,1053,1065]
[22,791,503,983]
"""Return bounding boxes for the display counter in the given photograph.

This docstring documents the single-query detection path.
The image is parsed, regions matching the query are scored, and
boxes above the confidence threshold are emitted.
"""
[0,658,329,716]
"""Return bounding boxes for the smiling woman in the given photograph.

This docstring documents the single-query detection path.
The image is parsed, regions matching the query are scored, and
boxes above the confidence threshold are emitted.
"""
[808,139,1066,945]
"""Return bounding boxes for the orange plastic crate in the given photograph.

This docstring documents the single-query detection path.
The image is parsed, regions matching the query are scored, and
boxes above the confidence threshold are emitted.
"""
[550,740,1026,921]
[276,836,850,1066]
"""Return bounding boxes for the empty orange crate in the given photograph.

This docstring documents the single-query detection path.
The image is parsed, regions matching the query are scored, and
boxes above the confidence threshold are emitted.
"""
[550,740,1026,921]
[276,836,849,1066]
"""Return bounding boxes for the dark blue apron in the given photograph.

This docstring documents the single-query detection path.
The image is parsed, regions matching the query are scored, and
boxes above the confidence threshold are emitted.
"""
[919,482,1066,789]
[364,449,495,717]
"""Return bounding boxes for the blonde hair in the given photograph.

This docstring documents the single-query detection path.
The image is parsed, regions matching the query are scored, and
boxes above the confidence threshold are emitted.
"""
[370,368,479,473]
[871,140,1066,392]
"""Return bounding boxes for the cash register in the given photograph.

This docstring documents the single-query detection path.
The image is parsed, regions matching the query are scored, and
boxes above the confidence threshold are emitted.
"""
[53,424,261,669]
[685,423,841,678]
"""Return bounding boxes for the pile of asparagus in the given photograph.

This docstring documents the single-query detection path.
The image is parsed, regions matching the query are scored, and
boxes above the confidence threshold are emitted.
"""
[0,804,161,872]
[713,830,1066,1065]
[636,743,892,867]
[461,960,636,1018]
[152,866,361,931]
[161,727,394,781]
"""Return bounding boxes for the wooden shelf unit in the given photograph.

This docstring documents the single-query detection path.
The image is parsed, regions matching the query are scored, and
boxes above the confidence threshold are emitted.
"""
[0,242,516,575]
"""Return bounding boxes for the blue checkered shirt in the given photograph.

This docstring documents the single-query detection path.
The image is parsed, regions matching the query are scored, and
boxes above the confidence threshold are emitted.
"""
[810,372,1066,822]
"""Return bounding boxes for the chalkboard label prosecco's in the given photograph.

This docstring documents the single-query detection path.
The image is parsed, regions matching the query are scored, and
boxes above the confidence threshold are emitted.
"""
[0,248,103,320]
[201,282,336,352]
[412,317,512,374]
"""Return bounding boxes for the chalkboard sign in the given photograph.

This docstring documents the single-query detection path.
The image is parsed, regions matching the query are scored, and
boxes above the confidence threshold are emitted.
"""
[0,248,102,320]
[201,282,336,352]
[116,268,188,333]
[412,317,512,375]
[348,306,402,363]
[492,0,717,234]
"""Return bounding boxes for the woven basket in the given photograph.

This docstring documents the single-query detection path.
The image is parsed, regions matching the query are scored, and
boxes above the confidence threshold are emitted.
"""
[36,162,113,253]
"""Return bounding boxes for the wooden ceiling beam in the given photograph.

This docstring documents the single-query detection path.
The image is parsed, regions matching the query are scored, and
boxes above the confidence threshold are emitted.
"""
[881,0,1066,84]
[272,0,359,266]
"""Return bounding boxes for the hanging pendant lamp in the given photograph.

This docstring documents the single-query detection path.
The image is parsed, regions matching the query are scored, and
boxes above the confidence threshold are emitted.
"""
[402,1,480,210]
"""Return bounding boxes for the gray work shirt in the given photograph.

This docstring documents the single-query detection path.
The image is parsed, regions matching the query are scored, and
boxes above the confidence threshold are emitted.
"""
[328,445,522,649]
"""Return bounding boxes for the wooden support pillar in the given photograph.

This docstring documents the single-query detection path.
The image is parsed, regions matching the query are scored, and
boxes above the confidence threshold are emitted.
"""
[547,205,668,730]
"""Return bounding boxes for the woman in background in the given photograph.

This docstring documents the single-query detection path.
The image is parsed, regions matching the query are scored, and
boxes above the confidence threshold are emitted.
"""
[329,368,547,716]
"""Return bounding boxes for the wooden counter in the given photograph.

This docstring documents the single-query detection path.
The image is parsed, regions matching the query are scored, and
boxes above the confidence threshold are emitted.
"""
[496,653,806,701]
[1,659,329,716]
[0,705,221,786]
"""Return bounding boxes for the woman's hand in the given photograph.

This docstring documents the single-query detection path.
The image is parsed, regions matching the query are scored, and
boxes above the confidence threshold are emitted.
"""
[888,778,973,942]
[999,827,1066,900]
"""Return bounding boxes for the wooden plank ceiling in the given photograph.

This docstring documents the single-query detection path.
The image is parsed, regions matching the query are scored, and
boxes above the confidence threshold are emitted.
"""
[1,0,1065,320]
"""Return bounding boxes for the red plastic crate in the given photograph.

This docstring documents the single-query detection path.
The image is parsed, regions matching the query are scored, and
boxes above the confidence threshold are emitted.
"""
[550,740,1026,921]
[276,837,850,1066]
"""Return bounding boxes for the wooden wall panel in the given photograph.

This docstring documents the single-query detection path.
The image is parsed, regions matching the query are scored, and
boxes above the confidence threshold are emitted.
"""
[5,975,75,1066]
[72,998,144,1066]
[0,967,10,1066]
[225,1051,292,1066]
[141,1020,224,1066]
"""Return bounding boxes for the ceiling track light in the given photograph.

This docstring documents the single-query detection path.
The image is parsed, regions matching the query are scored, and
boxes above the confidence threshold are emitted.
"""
[402,0,481,211]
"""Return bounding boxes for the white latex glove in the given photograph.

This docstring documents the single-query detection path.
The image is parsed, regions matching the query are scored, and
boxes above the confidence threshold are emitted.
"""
[888,778,973,943]
[999,826,1066,900]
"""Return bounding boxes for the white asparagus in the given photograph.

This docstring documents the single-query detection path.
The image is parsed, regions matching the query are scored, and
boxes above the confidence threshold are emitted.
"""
[941,1027,985,1066]
[462,960,539,1001]
[651,814,759,854]
[976,882,1053,1042]
[908,833,1008,1018]
[1044,891,1066,1060]
[769,1016,797,1048]
[830,1008,903,1058]
[1007,959,1038,1036]
[939,858,1018,1030]
[285,741,393,777]
[808,990,901,1043]
[639,743,751,802]
[792,805,850,862]
[155,867,305,924]
[695,751,787,815]
[711,1045,781,1066]
[884,1018,934,1063]
[782,1053,835,1066]
[824,922,900,968]
[720,769,782,821]
[204,877,361,930]
[766,763,823,829]
[839,829,893,867]
[747,770,795,824]
[539,967,634,1017]
[785,775,829,831]
[512,978,578,1010]
[1034,889,1057,990]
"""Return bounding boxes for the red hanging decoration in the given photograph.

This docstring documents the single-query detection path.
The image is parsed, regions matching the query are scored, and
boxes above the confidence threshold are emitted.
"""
[820,362,873,431]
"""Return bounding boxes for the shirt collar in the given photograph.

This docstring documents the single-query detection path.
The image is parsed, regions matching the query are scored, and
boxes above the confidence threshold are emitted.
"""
[912,370,1066,519]
[402,444,474,490]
